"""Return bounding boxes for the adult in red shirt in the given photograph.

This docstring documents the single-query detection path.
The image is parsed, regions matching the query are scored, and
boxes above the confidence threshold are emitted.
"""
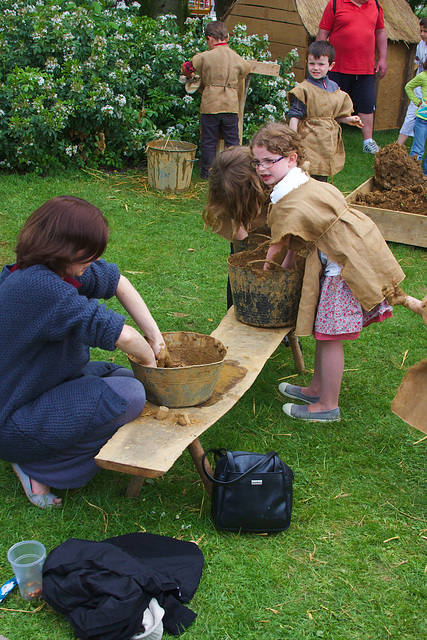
[317,0,387,154]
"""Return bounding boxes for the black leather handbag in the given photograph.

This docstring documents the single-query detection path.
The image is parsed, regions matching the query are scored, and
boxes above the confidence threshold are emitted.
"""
[202,449,294,533]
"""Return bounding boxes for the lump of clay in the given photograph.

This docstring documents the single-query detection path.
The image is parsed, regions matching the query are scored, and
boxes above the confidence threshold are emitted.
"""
[155,406,169,420]
[177,412,191,426]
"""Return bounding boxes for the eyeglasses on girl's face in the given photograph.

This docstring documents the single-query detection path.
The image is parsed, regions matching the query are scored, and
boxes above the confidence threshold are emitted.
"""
[250,156,285,169]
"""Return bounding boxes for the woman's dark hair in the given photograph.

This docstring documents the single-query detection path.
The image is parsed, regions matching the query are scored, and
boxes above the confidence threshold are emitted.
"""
[203,146,266,234]
[15,196,109,275]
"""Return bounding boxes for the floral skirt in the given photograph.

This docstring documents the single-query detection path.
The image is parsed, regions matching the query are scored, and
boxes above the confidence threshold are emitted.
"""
[314,275,393,341]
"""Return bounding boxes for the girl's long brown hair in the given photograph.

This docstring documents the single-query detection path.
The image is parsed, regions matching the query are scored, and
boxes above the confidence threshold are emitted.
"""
[203,146,267,235]
[15,196,109,275]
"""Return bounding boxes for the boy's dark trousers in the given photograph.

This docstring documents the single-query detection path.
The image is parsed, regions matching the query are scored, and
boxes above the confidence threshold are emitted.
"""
[200,112,240,178]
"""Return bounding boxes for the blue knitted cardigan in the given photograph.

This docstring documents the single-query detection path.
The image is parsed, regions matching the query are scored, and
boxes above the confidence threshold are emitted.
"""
[0,260,127,463]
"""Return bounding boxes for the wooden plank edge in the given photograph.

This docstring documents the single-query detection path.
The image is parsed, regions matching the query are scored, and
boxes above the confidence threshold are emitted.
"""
[94,457,166,477]
[345,176,375,202]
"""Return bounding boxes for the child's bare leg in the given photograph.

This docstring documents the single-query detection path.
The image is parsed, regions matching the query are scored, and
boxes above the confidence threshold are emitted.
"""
[301,340,322,396]
[302,339,344,411]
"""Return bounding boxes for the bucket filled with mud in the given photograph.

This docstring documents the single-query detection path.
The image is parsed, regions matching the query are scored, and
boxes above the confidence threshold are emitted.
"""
[232,233,270,254]
[146,140,197,193]
[228,243,305,328]
[128,332,227,408]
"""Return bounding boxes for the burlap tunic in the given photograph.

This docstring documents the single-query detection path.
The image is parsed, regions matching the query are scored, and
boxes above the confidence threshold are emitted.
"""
[288,81,354,176]
[391,295,427,434]
[268,178,405,336]
[192,46,252,115]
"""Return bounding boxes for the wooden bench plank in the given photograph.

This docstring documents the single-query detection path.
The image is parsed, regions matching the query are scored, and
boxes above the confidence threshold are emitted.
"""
[95,309,302,480]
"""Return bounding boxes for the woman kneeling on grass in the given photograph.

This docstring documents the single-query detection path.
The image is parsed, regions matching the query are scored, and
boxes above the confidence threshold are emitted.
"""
[0,196,164,508]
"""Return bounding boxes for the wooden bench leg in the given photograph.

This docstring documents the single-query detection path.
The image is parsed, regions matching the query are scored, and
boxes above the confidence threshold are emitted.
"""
[125,476,145,498]
[288,329,305,374]
[187,438,213,498]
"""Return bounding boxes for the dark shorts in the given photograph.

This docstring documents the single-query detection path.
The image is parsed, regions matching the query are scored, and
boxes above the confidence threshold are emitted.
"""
[328,72,376,114]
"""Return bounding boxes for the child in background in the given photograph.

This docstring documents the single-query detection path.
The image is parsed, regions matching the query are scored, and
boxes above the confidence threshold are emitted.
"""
[288,41,363,181]
[382,282,427,433]
[397,18,427,145]
[181,21,252,178]
[405,58,427,175]
[250,122,404,422]
[0,196,165,508]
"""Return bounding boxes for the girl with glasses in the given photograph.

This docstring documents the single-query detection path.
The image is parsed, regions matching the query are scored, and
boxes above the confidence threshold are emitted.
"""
[250,122,404,423]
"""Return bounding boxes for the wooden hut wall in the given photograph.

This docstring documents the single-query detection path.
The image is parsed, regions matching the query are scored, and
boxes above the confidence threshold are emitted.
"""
[225,0,308,81]
[375,42,416,130]
[225,0,420,130]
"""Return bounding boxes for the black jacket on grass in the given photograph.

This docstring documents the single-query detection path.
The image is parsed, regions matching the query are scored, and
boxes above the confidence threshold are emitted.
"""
[42,532,204,639]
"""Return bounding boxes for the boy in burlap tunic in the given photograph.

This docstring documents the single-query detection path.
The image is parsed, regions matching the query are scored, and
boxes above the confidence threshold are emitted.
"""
[181,22,252,178]
[288,41,363,180]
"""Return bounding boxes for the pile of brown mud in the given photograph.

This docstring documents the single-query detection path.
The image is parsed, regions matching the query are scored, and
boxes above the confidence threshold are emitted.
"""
[355,142,427,215]
[160,343,223,368]
[133,333,226,369]
[228,242,286,274]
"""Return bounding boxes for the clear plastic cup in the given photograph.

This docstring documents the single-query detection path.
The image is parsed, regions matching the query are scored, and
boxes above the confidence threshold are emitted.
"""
[7,540,46,600]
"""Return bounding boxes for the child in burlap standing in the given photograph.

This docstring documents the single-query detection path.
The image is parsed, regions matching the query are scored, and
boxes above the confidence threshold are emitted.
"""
[288,41,363,181]
[181,21,252,178]
[251,122,404,423]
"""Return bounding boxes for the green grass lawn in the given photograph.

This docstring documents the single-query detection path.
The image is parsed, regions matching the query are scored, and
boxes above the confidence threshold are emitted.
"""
[0,127,426,640]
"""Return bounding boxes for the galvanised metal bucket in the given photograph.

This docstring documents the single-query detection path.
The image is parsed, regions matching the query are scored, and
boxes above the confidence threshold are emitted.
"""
[128,332,227,407]
[146,140,197,192]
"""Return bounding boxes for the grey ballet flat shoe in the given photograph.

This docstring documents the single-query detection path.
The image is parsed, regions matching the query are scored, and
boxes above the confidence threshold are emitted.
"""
[278,383,320,404]
[282,403,340,422]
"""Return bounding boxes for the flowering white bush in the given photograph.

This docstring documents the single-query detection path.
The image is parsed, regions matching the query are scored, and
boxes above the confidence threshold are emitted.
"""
[0,0,298,172]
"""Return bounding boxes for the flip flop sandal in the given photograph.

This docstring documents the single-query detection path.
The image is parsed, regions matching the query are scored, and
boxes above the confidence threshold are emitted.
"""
[12,463,61,509]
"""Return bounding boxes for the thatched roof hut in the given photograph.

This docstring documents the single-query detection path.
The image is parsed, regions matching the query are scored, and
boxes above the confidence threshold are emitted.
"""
[225,0,420,130]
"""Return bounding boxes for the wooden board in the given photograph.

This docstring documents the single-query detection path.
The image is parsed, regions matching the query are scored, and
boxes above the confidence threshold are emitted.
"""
[231,6,303,25]
[250,61,280,77]
[227,15,308,47]
[95,309,300,478]
[346,177,427,248]
[229,0,296,10]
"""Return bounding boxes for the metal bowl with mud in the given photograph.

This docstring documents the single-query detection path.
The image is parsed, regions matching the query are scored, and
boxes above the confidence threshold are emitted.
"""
[128,331,227,408]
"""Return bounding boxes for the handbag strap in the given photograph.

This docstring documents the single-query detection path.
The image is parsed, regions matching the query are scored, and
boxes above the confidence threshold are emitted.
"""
[202,449,279,486]
[225,449,281,473]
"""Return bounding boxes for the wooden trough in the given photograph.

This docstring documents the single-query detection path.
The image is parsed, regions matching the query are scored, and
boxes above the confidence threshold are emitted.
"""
[346,177,427,249]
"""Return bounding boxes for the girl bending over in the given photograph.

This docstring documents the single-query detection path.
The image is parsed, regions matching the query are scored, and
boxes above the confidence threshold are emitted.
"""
[250,122,405,422]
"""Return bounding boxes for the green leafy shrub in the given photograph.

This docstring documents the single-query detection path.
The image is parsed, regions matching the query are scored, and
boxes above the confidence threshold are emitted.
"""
[0,0,298,172]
